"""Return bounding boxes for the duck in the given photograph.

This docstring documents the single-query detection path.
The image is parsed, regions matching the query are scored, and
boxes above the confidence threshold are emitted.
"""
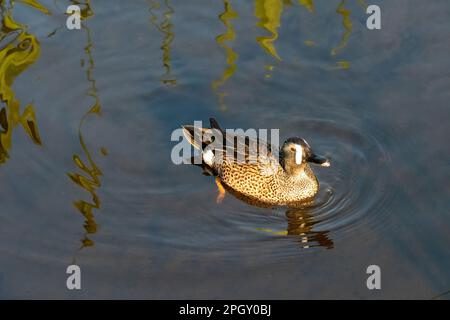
[182,118,330,205]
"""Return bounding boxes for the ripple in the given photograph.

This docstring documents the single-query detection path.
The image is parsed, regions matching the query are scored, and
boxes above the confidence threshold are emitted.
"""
[302,119,396,237]
[152,118,396,262]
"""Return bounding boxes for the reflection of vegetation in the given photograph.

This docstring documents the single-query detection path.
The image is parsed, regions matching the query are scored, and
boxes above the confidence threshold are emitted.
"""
[0,1,46,166]
[70,0,94,20]
[298,0,314,12]
[255,0,283,61]
[334,60,350,70]
[67,0,105,249]
[356,0,368,9]
[16,0,51,14]
[251,0,362,70]
[331,0,352,56]
[149,0,176,85]
[212,0,238,112]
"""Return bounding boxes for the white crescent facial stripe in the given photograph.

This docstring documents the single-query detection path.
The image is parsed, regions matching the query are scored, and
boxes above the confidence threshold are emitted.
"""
[203,149,215,166]
[295,144,303,165]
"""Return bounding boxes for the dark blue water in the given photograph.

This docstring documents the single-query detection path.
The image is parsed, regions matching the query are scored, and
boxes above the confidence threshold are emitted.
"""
[0,0,449,299]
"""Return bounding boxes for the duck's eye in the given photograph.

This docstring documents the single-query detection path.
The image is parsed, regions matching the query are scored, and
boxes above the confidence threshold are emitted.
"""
[290,147,296,152]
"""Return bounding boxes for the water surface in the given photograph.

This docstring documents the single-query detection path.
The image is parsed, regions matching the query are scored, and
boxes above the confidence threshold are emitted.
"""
[0,0,449,299]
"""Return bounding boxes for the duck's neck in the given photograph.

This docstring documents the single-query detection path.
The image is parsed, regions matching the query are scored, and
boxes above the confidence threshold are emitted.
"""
[284,164,319,188]
[282,161,307,178]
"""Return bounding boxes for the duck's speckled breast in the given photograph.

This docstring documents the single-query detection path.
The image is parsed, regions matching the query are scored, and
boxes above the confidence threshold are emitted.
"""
[217,161,319,205]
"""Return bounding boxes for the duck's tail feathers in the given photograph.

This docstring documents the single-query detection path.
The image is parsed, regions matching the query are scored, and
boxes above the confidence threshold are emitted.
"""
[182,125,201,150]
[209,117,223,133]
[182,118,223,150]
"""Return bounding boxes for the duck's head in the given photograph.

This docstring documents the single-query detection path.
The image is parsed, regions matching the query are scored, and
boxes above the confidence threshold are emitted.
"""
[280,137,330,175]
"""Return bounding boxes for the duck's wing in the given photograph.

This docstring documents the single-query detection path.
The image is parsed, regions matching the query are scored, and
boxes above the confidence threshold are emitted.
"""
[222,132,278,166]
[182,118,279,173]
[209,118,278,165]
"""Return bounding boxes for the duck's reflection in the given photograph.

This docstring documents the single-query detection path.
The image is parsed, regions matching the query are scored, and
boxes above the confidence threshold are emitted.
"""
[211,0,238,111]
[148,0,176,85]
[0,1,44,166]
[285,208,333,249]
[223,184,333,249]
[67,0,105,249]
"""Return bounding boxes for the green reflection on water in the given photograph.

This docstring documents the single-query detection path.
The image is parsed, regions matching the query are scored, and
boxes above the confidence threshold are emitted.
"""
[298,0,314,12]
[149,0,176,85]
[255,0,283,61]
[0,0,45,166]
[211,0,238,112]
[70,0,94,20]
[333,60,350,70]
[331,0,352,57]
[16,0,50,15]
[67,0,105,249]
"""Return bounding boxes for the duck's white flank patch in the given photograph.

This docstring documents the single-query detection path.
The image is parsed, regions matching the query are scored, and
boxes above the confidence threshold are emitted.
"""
[295,144,303,165]
[203,149,215,166]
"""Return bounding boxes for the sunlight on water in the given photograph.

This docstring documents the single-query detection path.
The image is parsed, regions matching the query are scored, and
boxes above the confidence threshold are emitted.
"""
[211,0,238,111]
[255,0,283,61]
[66,1,105,249]
[149,0,176,85]
[0,1,43,166]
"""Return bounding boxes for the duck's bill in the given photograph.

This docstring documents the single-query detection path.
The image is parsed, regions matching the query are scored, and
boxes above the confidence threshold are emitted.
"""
[307,153,331,167]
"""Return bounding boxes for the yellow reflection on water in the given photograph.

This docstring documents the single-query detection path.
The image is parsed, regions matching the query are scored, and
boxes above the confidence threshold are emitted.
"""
[255,0,283,61]
[298,0,314,12]
[0,2,44,166]
[211,0,238,112]
[333,60,350,70]
[70,0,94,20]
[331,0,352,56]
[149,0,176,85]
[16,0,51,15]
[67,0,105,249]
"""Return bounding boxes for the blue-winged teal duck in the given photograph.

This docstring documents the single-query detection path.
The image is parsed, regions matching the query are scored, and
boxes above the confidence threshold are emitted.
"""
[182,118,330,205]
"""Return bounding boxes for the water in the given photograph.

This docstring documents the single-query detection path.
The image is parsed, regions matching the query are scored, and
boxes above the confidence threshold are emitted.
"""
[0,0,449,299]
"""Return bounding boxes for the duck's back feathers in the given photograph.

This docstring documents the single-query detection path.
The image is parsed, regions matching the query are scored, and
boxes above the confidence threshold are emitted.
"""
[180,118,323,205]
[182,118,277,169]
